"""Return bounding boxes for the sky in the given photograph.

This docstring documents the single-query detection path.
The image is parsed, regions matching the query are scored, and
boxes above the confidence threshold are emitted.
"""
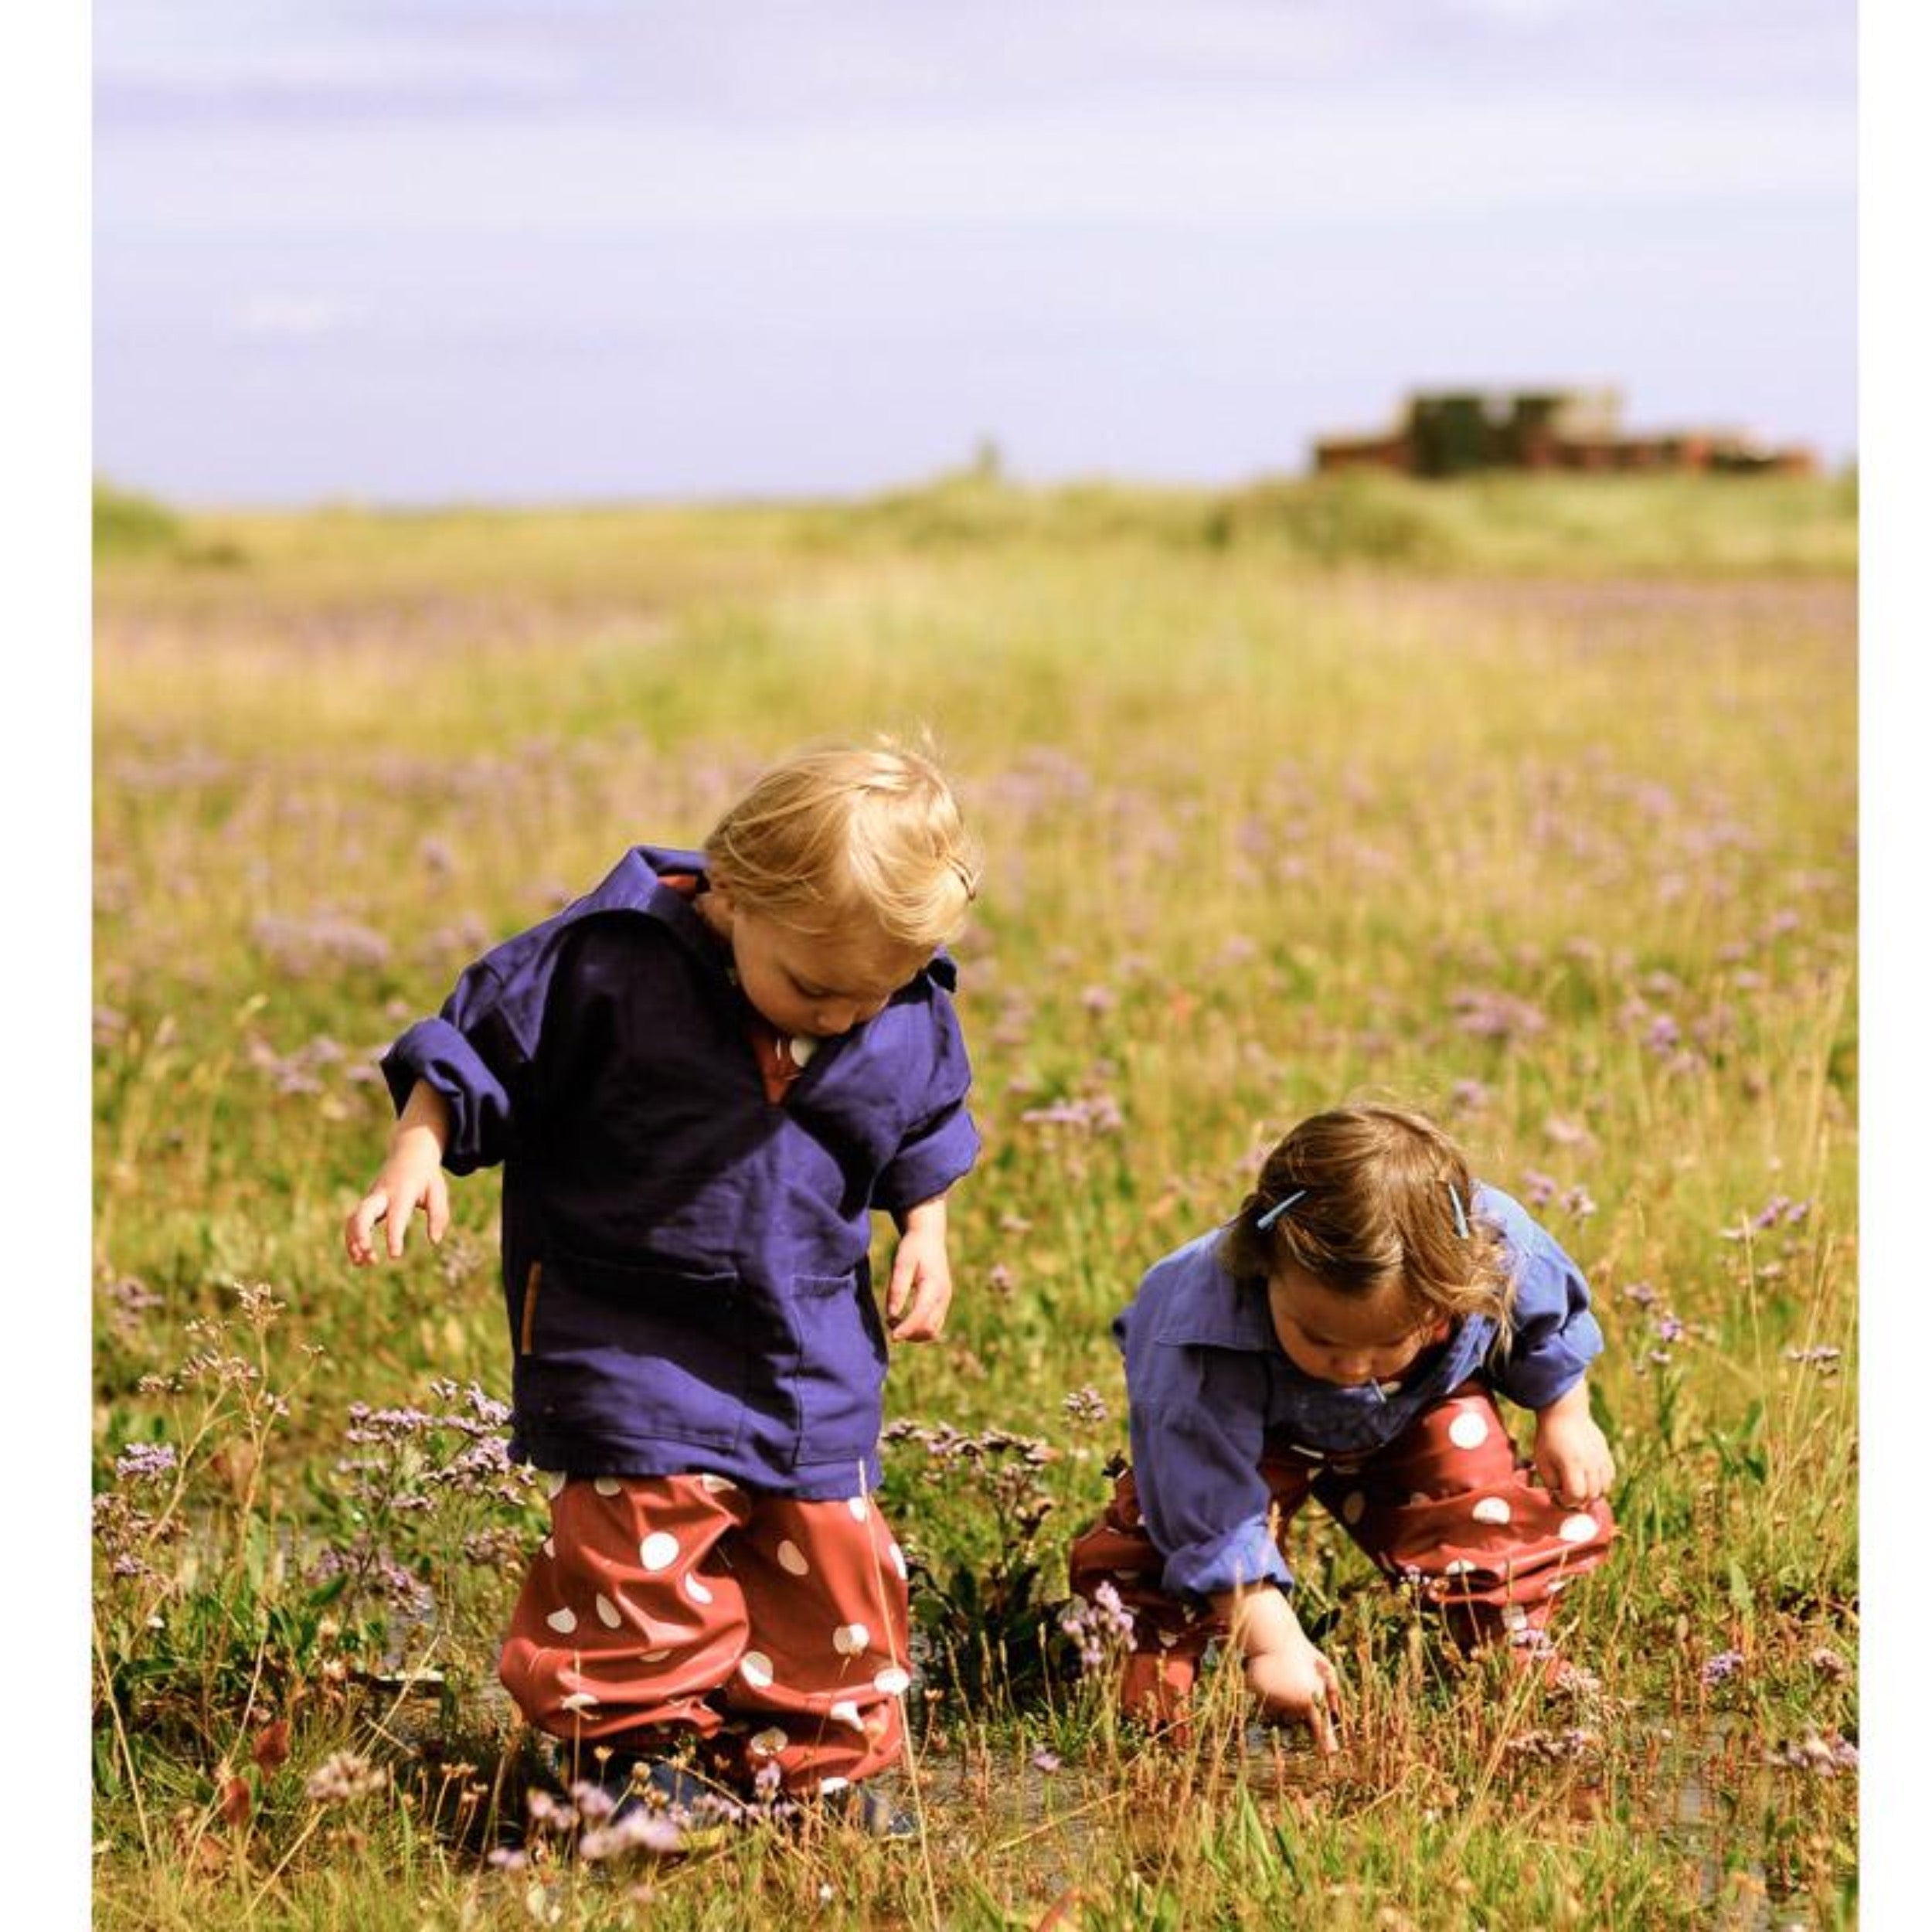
[92,0,1856,506]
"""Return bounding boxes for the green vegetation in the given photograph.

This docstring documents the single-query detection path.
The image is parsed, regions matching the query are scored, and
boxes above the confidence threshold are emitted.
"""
[94,478,1856,1927]
[94,480,185,556]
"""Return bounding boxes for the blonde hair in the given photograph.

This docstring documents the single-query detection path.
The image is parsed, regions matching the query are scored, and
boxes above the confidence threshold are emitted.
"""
[702,737,980,949]
[1220,1104,1517,1349]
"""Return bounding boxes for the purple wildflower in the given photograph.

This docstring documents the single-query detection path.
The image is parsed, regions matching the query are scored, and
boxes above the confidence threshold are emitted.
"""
[1700,1649,1745,1687]
[1783,1345,1842,1372]
[1451,988,1549,1043]
[114,1441,179,1485]
[1063,1386,1110,1426]
[305,1751,388,1804]
[526,1789,578,1832]
[1019,1094,1124,1134]
[1765,1731,1859,1775]
[1503,1727,1600,1763]
[1060,1582,1137,1674]
[1643,1015,1682,1055]
[569,1781,617,1824]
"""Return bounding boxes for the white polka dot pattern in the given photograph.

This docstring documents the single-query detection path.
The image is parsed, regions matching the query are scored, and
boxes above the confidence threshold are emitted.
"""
[848,1497,869,1522]
[740,1651,775,1689]
[874,1666,911,1696]
[639,1532,680,1572]
[546,1607,577,1634]
[594,1476,621,1496]
[1447,1411,1489,1451]
[887,1542,907,1579]
[832,1622,870,1656]
[559,1690,598,1713]
[1341,1492,1366,1526]
[543,1471,568,1499]
[750,1726,787,1757]
[1471,1497,1512,1526]
[819,1776,850,1794]
[594,1593,623,1628]
[829,1699,865,1731]
[684,1573,714,1606]
[776,1539,810,1577]
[1443,1559,1475,1577]
[1558,1512,1597,1544]
[698,1473,736,1494]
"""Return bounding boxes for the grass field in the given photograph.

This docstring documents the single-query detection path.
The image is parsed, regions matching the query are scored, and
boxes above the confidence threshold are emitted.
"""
[93,471,1859,1928]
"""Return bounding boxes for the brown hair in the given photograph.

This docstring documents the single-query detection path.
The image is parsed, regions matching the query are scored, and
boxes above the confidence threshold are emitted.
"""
[702,736,980,950]
[1219,1104,1517,1347]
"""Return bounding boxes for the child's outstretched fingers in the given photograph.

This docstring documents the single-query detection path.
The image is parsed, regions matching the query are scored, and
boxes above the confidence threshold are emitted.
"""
[888,1267,952,1342]
[886,1239,952,1342]
[344,1189,390,1267]
[344,1169,449,1264]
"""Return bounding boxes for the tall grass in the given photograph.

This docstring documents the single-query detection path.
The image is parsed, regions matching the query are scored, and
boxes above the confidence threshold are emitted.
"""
[94,481,1856,1927]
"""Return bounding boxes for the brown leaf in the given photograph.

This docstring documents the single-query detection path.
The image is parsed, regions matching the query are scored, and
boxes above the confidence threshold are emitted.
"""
[210,1439,260,1502]
[219,1775,251,1828]
[251,1719,291,1776]
[1036,1891,1085,1932]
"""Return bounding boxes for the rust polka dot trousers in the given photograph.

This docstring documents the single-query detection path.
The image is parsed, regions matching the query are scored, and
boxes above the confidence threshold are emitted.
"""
[1067,1383,1617,1720]
[499,1473,913,1794]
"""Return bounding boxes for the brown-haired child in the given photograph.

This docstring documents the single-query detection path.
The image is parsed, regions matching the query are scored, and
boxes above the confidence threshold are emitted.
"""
[1069,1104,1617,1747]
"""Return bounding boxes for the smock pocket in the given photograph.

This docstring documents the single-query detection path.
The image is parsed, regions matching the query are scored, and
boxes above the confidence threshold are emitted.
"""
[784,1267,888,1461]
[521,1247,748,1453]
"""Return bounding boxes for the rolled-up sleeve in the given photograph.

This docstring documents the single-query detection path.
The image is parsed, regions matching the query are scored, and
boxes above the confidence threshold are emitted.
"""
[379,957,532,1175]
[873,988,980,1215]
[1130,1352,1293,1600]
[1491,1220,1604,1412]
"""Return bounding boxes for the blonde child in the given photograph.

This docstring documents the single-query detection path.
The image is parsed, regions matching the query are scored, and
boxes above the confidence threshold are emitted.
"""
[345,741,981,1834]
[1068,1104,1616,1747]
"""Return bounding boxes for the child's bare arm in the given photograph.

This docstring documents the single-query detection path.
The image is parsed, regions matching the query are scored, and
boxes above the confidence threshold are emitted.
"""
[885,1193,952,1342]
[345,1080,454,1265]
[1211,1582,1342,1753]
[1531,1380,1616,1505]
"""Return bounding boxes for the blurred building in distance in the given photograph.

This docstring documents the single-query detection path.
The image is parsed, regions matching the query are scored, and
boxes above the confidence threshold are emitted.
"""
[1312,389,1815,478]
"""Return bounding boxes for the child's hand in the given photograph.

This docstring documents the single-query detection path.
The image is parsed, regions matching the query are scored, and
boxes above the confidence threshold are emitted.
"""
[1215,1584,1342,1754]
[1532,1383,1616,1506]
[344,1144,450,1264]
[885,1221,953,1342]
[1246,1638,1344,1754]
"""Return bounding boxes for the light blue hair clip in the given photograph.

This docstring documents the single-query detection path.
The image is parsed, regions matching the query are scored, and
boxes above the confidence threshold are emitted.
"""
[1255,1188,1307,1232]
[1447,1182,1471,1239]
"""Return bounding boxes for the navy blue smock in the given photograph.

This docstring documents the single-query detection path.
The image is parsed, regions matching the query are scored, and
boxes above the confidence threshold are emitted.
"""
[380,845,980,1496]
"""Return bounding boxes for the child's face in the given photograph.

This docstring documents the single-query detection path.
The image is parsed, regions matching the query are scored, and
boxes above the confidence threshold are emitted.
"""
[715,897,929,1040]
[1266,1266,1451,1389]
